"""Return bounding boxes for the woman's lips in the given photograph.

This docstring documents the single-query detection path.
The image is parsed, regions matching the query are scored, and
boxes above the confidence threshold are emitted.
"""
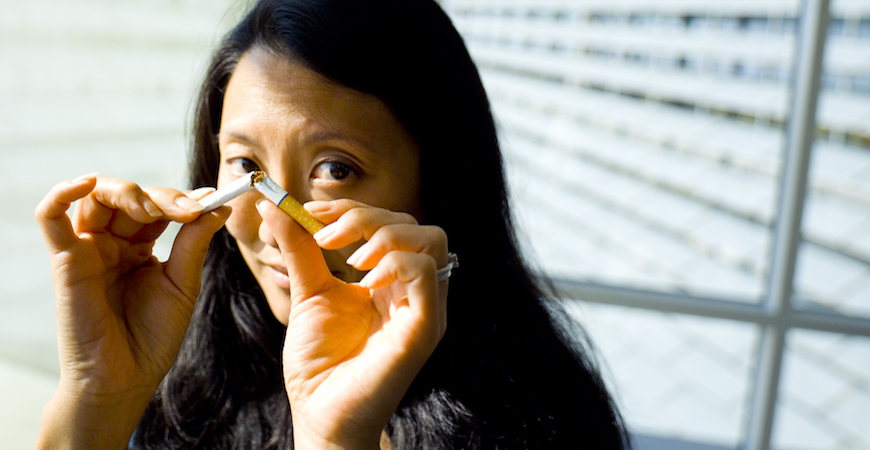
[262,252,360,290]
[267,264,292,290]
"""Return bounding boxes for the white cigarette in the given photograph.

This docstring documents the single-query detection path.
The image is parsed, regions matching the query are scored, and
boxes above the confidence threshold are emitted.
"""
[198,171,258,213]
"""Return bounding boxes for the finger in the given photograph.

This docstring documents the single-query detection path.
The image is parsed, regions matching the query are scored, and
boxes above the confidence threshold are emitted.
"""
[73,177,165,233]
[186,187,216,201]
[309,201,418,250]
[75,183,207,240]
[345,224,448,272]
[129,220,172,244]
[359,251,446,345]
[302,198,363,223]
[118,187,214,242]
[101,210,155,239]
[141,186,207,222]
[163,206,232,301]
[256,199,334,301]
[35,173,99,254]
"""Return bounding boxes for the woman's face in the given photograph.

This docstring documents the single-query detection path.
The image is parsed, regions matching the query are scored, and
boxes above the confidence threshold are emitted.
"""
[217,46,422,324]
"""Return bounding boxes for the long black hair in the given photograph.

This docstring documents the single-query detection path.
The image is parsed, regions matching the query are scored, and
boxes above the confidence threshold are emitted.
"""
[133,0,628,448]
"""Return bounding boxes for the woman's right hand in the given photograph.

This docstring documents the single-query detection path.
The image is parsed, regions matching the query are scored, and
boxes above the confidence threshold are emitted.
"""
[34,173,230,449]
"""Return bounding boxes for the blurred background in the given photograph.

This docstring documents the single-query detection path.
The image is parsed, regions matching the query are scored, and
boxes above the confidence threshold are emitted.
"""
[1,0,868,448]
[0,0,240,447]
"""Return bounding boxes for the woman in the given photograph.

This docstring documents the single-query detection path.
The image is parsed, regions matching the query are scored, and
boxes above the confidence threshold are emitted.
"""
[35,0,628,448]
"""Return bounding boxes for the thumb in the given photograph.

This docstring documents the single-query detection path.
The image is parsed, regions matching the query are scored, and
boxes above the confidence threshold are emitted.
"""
[256,199,334,301]
[35,174,98,255]
[164,207,231,300]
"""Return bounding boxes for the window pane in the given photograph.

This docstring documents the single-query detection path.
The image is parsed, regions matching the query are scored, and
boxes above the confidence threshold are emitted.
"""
[565,302,759,447]
[0,1,239,447]
[773,330,870,449]
[793,0,870,318]
[444,1,803,302]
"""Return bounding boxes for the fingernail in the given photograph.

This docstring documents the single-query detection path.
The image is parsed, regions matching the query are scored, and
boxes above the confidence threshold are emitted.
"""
[346,243,369,267]
[303,201,331,213]
[189,187,216,199]
[72,172,99,183]
[176,195,204,213]
[358,271,373,288]
[255,199,269,213]
[210,206,232,222]
[313,223,336,242]
[143,198,163,218]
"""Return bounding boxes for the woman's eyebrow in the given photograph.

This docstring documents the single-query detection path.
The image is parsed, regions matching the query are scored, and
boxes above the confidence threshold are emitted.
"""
[303,131,372,152]
[217,131,261,148]
[218,129,375,155]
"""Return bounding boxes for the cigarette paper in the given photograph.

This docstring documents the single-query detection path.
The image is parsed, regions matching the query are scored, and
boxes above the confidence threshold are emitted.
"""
[254,174,324,234]
[197,171,257,213]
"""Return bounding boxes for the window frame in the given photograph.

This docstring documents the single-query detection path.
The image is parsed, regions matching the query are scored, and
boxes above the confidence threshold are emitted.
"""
[547,0,870,449]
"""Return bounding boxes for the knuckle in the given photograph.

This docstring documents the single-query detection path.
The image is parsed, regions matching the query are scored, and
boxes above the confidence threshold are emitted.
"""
[142,186,168,197]
[114,181,146,203]
[384,249,405,265]
[422,253,438,272]
[428,225,448,245]
[424,225,449,253]
[343,206,367,223]
[371,224,400,243]
[36,181,80,219]
[34,196,52,218]
[334,198,361,212]
[395,211,418,225]
[401,250,436,274]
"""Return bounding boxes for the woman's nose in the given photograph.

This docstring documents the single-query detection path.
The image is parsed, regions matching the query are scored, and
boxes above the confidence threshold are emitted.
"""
[258,206,280,248]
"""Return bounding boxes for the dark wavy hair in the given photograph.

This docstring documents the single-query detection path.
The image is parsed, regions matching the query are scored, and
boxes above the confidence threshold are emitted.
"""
[133,0,628,448]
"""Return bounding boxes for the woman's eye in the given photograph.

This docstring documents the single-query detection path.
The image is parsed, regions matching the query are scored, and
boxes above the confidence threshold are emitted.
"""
[228,158,260,175]
[313,161,355,181]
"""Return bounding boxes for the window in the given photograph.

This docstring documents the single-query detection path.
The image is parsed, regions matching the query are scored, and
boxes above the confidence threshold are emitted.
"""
[442,0,870,448]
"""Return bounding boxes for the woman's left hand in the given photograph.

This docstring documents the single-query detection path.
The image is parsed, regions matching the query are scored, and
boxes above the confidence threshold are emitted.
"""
[255,198,449,450]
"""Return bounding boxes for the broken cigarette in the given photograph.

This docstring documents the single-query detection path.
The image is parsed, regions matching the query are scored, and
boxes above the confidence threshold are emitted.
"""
[197,170,324,234]
[198,171,257,213]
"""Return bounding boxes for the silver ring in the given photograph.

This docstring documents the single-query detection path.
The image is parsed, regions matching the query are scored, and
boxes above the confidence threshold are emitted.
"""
[436,253,458,282]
